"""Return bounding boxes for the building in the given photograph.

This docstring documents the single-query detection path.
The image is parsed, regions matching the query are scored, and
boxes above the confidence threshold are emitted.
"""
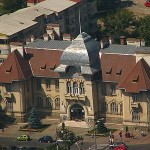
[0,0,98,62]
[1,32,150,130]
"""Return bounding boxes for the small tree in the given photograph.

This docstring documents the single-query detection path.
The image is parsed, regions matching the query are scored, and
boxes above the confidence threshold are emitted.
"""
[28,106,42,129]
[97,122,107,134]
[56,123,83,150]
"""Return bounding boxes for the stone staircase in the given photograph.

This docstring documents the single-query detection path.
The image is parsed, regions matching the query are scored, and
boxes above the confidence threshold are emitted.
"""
[58,120,93,128]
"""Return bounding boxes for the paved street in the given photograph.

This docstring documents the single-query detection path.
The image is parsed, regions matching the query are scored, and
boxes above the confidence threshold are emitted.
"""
[0,119,150,149]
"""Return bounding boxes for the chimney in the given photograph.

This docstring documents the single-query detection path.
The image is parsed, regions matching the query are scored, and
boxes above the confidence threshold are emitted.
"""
[30,35,35,42]
[43,33,50,41]
[109,37,112,44]
[63,34,72,41]
[120,36,126,45]
[100,40,104,49]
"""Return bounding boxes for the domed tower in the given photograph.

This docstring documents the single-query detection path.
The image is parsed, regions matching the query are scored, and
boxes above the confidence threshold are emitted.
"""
[55,32,101,122]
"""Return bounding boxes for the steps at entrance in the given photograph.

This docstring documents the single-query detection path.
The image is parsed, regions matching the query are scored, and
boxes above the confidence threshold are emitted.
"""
[58,120,91,128]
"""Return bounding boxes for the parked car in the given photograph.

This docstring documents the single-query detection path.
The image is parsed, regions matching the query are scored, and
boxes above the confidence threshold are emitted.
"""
[114,145,127,150]
[145,2,150,7]
[113,142,128,150]
[38,136,53,143]
[17,135,30,141]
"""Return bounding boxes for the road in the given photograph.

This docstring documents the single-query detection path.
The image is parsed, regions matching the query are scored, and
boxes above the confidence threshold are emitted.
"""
[0,137,106,150]
[0,137,52,149]
[129,144,150,150]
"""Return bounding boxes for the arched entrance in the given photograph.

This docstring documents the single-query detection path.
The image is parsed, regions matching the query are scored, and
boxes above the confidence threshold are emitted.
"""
[70,104,85,120]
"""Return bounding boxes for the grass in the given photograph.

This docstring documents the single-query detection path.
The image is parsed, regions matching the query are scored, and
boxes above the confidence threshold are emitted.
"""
[86,128,117,137]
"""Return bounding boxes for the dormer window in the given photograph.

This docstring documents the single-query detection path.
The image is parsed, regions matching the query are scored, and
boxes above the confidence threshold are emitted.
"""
[106,67,112,74]
[50,65,56,71]
[5,66,12,73]
[116,68,122,75]
[133,76,139,83]
[40,64,46,70]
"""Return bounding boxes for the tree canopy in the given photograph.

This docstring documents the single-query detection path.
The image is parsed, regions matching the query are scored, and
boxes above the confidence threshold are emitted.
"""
[100,9,136,43]
[135,16,150,46]
[56,123,83,150]
[0,0,27,14]
[28,106,42,129]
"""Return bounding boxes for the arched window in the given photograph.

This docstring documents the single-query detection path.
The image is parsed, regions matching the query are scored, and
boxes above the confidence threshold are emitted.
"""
[46,97,53,109]
[37,96,43,107]
[132,109,140,122]
[120,103,123,115]
[110,102,118,114]
[73,82,78,94]
[80,82,85,94]
[66,81,72,94]
[55,98,60,110]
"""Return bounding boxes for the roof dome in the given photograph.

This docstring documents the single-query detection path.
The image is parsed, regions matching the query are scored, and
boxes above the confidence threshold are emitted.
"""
[55,32,101,75]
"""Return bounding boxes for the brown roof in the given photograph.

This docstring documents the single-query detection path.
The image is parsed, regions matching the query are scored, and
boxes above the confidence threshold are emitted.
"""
[25,48,63,78]
[118,58,150,93]
[0,50,32,83]
[101,54,136,83]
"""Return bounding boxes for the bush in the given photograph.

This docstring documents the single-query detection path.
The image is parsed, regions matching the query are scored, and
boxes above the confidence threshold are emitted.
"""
[97,122,108,134]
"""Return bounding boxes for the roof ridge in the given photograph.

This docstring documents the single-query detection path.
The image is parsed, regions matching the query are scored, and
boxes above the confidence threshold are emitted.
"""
[140,59,150,89]
[13,50,26,80]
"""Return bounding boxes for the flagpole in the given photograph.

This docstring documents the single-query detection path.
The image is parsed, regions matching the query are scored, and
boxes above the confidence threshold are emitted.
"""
[79,8,81,34]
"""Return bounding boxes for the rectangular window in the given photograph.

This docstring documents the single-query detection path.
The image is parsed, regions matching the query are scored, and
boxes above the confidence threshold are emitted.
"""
[111,84,116,95]
[37,79,41,91]
[5,84,12,92]
[132,94,138,102]
[46,79,51,89]
[55,80,59,90]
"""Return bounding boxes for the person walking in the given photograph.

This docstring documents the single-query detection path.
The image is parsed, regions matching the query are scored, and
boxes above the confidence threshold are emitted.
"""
[119,131,122,142]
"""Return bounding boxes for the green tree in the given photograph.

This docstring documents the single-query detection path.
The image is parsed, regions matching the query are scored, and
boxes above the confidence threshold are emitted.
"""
[1,0,27,14]
[101,9,136,43]
[28,106,42,129]
[97,122,107,134]
[56,123,83,150]
[135,15,150,46]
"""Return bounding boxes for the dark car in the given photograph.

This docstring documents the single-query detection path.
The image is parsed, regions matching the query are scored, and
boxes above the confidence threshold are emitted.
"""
[38,136,53,143]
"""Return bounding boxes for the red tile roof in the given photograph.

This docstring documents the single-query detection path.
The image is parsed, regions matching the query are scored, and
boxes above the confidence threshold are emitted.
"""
[118,58,150,93]
[0,50,32,83]
[25,48,63,78]
[101,54,136,83]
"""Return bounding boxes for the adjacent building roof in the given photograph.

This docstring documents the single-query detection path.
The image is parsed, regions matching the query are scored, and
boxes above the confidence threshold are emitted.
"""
[101,44,139,54]
[101,44,150,55]
[118,58,150,93]
[39,0,78,12]
[101,53,136,83]
[25,39,71,50]
[55,32,101,75]
[0,50,32,83]
[0,0,79,36]
[25,48,63,77]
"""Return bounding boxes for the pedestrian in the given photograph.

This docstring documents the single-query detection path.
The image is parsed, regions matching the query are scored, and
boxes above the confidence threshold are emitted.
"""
[119,131,122,142]
[141,129,144,136]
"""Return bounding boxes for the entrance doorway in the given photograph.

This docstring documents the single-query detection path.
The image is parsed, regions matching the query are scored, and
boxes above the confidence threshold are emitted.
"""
[70,104,85,120]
